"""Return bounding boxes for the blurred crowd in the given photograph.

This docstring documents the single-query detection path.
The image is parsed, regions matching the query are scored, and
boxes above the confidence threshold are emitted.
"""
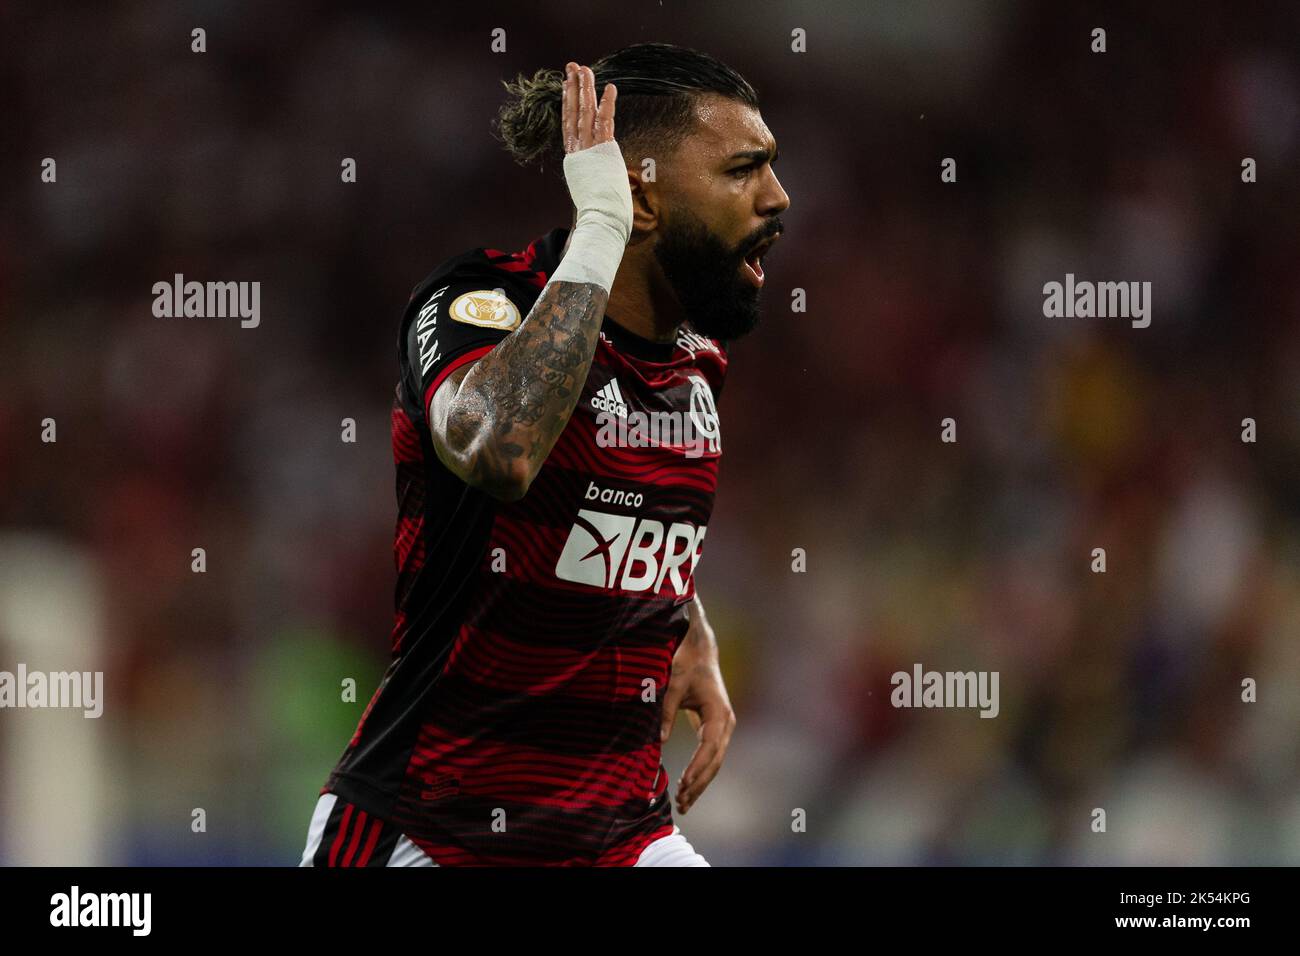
[2,0,1299,864]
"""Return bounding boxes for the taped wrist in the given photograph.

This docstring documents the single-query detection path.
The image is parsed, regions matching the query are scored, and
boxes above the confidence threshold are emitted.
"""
[548,140,633,292]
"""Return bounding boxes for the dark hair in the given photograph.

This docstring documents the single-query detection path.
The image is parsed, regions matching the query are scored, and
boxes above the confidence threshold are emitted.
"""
[493,42,759,172]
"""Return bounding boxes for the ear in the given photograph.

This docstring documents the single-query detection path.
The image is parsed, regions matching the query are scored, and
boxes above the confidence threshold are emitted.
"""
[628,164,660,235]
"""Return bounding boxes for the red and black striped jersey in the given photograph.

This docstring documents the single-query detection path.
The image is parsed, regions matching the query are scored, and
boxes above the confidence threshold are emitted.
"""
[324,226,729,865]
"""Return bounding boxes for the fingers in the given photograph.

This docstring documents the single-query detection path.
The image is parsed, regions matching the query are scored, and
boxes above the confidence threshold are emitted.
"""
[562,62,578,153]
[676,731,720,815]
[563,64,613,152]
[595,81,616,143]
[577,65,594,150]
[675,704,736,814]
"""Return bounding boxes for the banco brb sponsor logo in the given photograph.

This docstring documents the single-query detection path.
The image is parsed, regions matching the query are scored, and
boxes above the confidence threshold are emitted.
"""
[554,485,706,596]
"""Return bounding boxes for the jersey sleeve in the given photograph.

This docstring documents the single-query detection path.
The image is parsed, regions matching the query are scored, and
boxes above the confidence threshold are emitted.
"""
[404,277,527,418]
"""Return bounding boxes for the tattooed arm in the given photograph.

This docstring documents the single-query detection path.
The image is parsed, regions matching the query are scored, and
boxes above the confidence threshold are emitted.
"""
[428,279,608,501]
[428,62,629,502]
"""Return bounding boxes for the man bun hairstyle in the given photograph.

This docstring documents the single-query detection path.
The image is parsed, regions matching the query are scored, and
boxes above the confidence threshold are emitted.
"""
[493,42,759,173]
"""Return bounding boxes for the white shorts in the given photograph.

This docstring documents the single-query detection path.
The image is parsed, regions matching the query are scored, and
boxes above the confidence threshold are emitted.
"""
[298,792,709,867]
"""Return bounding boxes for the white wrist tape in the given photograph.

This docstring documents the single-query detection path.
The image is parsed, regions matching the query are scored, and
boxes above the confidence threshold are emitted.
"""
[548,140,633,292]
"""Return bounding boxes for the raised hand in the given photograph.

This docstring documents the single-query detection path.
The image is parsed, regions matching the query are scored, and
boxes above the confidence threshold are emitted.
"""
[562,62,617,153]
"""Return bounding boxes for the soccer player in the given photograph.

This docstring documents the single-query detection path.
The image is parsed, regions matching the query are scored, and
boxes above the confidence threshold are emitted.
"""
[300,42,789,866]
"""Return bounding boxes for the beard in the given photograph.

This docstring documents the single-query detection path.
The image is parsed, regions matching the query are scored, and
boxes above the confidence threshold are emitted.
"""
[652,207,781,341]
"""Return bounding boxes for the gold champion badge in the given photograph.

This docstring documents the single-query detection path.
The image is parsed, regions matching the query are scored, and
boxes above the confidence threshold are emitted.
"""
[448,289,521,330]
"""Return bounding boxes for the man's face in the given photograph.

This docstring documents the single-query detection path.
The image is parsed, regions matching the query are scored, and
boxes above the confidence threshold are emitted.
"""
[652,95,790,341]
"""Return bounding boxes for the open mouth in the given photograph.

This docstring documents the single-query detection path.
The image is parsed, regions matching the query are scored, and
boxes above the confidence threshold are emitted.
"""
[740,233,780,288]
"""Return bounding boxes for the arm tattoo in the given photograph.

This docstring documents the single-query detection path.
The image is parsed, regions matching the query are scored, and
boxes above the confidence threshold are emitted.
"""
[443,280,608,496]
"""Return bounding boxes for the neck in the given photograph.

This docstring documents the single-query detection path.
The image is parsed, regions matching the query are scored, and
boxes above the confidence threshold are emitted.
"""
[563,224,683,343]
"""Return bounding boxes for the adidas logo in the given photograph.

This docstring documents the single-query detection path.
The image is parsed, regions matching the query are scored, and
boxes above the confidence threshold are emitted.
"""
[591,378,629,418]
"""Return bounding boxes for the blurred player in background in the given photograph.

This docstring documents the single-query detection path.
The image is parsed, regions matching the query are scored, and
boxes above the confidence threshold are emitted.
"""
[300,42,789,866]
